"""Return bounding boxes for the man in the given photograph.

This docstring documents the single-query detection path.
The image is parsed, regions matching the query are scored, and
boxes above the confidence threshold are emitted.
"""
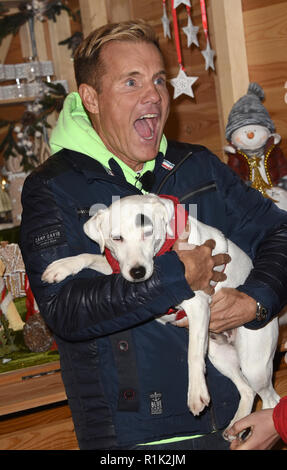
[20,21,287,450]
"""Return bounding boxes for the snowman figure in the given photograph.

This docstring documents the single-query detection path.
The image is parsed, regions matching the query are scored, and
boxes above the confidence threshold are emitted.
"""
[224,83,287,211]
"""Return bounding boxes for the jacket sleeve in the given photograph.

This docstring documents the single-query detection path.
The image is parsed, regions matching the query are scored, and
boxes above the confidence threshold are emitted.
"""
[20,171,193,342]
[210,152,287,329]
[273,396,287,444]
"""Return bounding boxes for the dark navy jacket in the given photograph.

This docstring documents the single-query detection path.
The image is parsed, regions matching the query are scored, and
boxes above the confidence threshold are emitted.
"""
[20,141,287,449]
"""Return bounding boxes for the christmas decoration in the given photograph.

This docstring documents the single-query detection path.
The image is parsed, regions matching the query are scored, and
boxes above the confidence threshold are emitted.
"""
[170,0,198,99]
[173,0,191,8]
[201,38,215,71]
[170,67,198,99]
[225,83,287,211]
[0,60,55,99]
[182,5,199,48]
[23,312,54,352]
[0,2,71,364]
[0,313,18,356]
[29,0,71,22]
[0,0,73,46]
[3,169,25,225]
[0,174,12,222]
[0,0,71,172]
[200,0,215,71]
[0,241,55,354]
[59,31,83,57]
[0,81,67,171]
[0,78,66,225]
[161,0,171,39]
[0,258,24,331]
[0,243,26,299]
[162,0,215,97]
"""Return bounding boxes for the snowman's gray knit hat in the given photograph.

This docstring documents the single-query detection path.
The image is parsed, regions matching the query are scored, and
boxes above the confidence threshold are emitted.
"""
[225,82,275,141]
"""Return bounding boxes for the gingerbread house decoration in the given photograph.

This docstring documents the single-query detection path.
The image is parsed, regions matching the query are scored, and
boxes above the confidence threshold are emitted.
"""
[0,243,26,298]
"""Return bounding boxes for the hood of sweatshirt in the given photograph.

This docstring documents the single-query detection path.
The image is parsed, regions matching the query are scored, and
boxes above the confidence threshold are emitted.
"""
[49,92,168,189]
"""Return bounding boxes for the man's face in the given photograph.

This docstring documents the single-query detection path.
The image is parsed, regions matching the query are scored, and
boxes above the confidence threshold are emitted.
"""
[87,40,170,171]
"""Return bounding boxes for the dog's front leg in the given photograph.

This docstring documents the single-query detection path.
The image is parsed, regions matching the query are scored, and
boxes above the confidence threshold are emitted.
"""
[42,253,112,283]
[179,292,211,415]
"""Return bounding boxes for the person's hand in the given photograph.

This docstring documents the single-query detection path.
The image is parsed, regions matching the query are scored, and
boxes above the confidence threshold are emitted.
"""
[227,409,281,450]
[209,288,256,333]
[172,223,231,295]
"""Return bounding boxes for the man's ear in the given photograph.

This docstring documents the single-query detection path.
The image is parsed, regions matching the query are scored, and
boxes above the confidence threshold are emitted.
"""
[78,83,99,114]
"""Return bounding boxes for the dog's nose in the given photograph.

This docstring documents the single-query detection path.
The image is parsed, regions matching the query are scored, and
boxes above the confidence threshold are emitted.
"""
[129,265,146,280]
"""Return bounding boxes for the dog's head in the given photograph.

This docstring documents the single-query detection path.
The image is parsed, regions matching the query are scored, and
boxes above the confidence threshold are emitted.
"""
[84,194,174,282]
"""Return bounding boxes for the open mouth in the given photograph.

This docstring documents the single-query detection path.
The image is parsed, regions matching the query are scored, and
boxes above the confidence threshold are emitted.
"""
[134,114,159,141]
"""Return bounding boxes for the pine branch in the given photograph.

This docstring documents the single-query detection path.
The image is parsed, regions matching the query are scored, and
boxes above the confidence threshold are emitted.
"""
[0,11,31,45]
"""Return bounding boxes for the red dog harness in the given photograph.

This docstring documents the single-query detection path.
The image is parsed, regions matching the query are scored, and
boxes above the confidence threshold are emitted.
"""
[104,195,189,320]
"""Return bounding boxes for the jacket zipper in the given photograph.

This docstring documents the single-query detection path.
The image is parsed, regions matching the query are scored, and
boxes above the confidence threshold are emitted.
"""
[209,402,218,432]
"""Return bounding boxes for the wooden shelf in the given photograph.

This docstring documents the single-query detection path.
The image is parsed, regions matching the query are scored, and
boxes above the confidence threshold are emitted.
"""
[0,361,66,417]
[0,402,79,450]
[0,97,36,106]
[1,0,25,5]
[0,361,78,450]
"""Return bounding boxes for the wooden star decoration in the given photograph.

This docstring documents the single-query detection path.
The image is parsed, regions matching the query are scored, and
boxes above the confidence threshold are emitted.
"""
[170,67,198,99]
[182,15,199,48]
[161,5,171,38]
[201,38,216,71]
[173,0,191,9]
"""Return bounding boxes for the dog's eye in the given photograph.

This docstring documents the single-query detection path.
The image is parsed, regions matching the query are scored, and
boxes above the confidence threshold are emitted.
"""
[111,235,123,242]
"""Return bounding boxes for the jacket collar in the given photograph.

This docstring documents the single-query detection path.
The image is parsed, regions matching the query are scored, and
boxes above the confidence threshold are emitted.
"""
[61,148,170,191]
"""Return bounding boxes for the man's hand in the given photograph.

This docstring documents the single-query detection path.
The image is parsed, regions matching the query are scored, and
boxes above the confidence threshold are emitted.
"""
[227,409,281,450]
[209,288,256,333]
[172,227,231,295]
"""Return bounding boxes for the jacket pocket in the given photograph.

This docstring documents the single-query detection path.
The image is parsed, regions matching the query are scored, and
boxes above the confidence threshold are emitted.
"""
[179,181,217,203]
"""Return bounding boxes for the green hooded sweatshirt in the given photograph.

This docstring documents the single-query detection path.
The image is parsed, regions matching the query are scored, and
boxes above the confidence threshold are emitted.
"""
[49,92,168,191]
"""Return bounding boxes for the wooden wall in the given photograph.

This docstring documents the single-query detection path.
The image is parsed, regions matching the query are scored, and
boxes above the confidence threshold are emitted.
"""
[129,0,223,157]
[1,0,287,164]
[0,0,224,162]
[242,0,287,159]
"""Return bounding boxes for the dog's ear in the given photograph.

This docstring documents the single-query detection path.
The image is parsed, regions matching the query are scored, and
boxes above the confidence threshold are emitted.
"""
[157,198,175,237]
[83,209,108,253]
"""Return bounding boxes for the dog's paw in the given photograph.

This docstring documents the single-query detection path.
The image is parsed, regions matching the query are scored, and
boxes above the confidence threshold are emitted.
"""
[222,428,236,442]
[222,426,251,443]
[187,380,210,416]
[157,313,177,324]
[172,317,189,328]
[41,259,75,283]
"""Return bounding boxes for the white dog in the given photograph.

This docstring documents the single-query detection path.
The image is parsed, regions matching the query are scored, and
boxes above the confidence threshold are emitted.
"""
[42,193,280,437]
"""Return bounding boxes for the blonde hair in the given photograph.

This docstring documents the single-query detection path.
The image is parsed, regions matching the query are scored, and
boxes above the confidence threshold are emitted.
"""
[74,20,161,92]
